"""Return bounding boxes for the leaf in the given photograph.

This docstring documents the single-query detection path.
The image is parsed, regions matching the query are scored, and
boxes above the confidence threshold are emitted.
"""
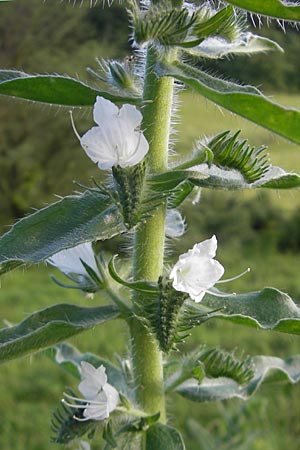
[187,33,283,59]
[46,343,132,396]
[176,355,300,402]
[149,171,190,192]
[146,423,185,450]
[226,0,300,21]
[188,164,300,190]
[0,71,140,106]
[0,260,24,276]
[157,61,300,144]
[192,287,300,334]
[0,190,126,266]
[167,181,195,208]
[0,303,119,363]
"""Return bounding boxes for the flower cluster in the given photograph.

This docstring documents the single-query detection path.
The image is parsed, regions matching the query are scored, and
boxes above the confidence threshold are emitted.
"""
[63,362,119,422]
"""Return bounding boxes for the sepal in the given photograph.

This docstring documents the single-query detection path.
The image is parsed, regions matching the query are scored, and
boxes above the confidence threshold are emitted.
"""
[87,58,142,95]
[51,389,96,444]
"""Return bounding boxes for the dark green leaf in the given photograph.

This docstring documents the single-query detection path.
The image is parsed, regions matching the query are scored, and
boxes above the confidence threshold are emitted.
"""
[176,355,300,402]
[0,190,126,265]
[197,287,300,334]
[167,181,195,208]
[146,423,185,450]
[227,0,300,21]
[0,303,119,363]
[157,61,300,144]
[0,71,140,106]
[149,171,190,192]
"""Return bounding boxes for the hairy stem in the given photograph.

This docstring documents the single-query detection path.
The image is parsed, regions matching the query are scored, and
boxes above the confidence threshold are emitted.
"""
[129,46,174,425]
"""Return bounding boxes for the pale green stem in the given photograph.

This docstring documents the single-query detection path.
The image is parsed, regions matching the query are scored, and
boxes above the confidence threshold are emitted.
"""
[129,46,175,425]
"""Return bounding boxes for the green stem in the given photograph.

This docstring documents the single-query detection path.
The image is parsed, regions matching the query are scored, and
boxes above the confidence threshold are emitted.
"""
[129,47,174,425]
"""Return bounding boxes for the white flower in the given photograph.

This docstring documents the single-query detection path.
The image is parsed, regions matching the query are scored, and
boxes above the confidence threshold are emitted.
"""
[63,362,119,422]
[73,96,149,169]
[46,242,99,279]
[169,235,224,302]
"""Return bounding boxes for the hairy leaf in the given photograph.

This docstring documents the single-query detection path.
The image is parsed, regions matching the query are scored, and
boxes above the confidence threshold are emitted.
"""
[227,0,300,21]
[188,164,300,190]
[176,355,300,402]
[0,304,119,363]
[0,71,140,106]
[0,190,126,266]
[187,33,282,59]
[146,423,185,450]
[157,61,300,144]
[190,287,300,334]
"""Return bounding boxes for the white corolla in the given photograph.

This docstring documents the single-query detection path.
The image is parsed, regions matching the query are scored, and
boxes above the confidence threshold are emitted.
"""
[63,362,119,422]
[170,235,225,302]
[73,96,149,169]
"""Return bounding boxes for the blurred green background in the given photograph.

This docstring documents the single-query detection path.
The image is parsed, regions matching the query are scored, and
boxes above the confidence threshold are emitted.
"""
[1,1,300,449]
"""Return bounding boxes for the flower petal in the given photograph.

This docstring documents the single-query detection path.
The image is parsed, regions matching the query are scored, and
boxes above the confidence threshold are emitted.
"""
[119,103,143,129]
[47,242,99,277]
[103,383,119,413]
[93,96,119,127]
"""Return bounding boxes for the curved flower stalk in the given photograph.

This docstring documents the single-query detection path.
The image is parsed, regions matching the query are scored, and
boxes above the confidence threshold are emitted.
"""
[62,362,119,422]
[170,235,249,302]
[72,96,149,170]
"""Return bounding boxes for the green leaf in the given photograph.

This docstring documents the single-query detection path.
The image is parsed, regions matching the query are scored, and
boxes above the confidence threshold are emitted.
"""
[0,190,126,265]
[176,355,300,402]
[167,181,195,208]
[149,171,190,192]
[226,0,300,21]
[157,61,300,144]
[193,6,235,40]
[187,33,283,59]
[46,343,132,396]
[188,164,300,190]
[0,303,119,363]
[146,423,185,450]
[194,287,300,334]
[0,71,140,107]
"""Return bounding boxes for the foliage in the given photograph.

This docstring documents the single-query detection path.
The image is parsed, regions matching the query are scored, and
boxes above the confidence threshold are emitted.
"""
[1,1,300,449]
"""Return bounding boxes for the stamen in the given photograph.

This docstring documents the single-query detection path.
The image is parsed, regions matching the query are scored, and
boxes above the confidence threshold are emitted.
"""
[69,110,82,142]
[61,399,87,409]
[72,415,91,422]
[217,268,250,284]
[205,289,236,298]
[63,392,106,405]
